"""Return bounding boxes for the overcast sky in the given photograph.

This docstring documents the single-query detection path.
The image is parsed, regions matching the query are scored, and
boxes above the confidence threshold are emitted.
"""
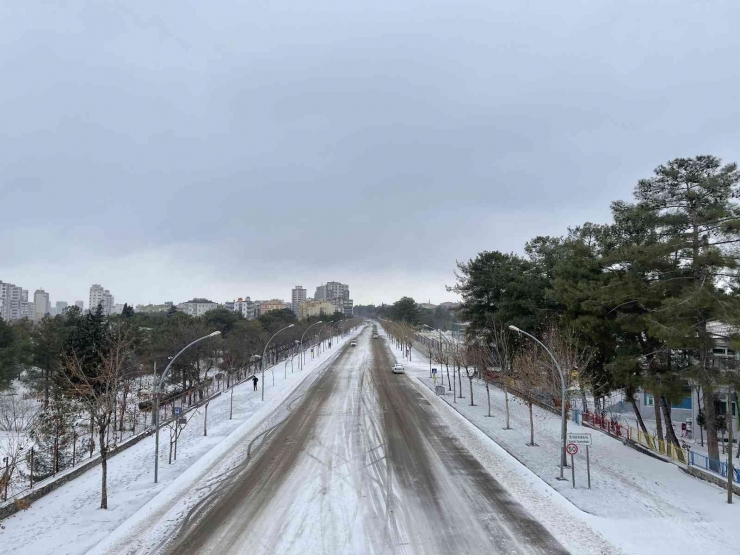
[2,1,739,308]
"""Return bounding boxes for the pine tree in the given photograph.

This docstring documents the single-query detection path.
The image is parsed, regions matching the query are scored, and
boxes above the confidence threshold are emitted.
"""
[631,156,740,460]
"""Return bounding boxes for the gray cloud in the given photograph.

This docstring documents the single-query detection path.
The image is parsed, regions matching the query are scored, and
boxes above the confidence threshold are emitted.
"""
[2,0,740,306]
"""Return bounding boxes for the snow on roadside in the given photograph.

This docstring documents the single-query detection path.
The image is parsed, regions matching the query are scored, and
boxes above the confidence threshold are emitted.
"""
[0,330,363,555]
[386,332,740,555]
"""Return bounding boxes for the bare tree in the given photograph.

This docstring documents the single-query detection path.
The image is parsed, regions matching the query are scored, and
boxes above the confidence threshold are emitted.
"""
[454,342,478,406]
[514,326,592,454]
[0,391,37,496]
[489,320,515,429]
[0,391,39,433]
[513,346,543,446]
[64,329,132,509]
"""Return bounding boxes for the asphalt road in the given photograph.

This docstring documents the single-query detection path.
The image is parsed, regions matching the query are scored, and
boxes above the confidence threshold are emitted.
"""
[163,328,566,555]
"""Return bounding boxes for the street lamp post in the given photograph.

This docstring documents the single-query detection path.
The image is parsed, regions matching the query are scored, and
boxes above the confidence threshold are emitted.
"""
[262,324,295,401]
[300,321,323,370]
[316,321,333,356]
[154,330,221,484]
[421,324,435,378]
[509,325,567,480]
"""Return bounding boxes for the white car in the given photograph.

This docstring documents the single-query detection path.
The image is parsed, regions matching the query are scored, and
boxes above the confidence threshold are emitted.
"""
[392,364,405,374]
[351,340,357,347]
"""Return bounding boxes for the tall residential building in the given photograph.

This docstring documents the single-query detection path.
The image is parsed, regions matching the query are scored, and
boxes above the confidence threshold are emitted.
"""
[314,281,353,317]
[232,297,257,320]
[89,284,114,315]
[0,281,25,321]
[75,300,84,312]
[33,289,50,321]
[55,301,68,315]
[291,286,306,315]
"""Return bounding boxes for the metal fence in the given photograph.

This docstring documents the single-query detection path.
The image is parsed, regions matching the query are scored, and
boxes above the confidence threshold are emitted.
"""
[689,451,740,483]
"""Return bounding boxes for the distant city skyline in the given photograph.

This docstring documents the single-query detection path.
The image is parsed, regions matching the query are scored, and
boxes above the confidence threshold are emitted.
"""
[0,275,442,316]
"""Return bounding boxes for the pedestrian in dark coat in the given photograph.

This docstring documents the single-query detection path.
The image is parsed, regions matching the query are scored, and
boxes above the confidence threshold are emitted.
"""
[252,375,258,391]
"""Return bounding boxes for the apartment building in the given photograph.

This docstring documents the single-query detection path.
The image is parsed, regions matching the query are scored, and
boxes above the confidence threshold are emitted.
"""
[89,284,114,315]
[314,281,353,317]
[299,300,338,319]
[33,289,51,321]
[0,281,27,321]
[177,299,218,317]
[232,297,257,320]
[259,299,287,315]
[291,286,307,315]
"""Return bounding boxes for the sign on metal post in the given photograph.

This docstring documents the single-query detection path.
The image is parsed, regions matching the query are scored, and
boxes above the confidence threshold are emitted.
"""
[178,417,187,425]
[566,433,592,488]
[431,368,437,374]
[174,406,181,416]
[568,432,591,445]
[567,432,592,445]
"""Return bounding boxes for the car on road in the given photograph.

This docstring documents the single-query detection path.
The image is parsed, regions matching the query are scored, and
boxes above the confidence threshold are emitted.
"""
[351,340,357,347]
[373,333,379,339]
[392,363,405,374]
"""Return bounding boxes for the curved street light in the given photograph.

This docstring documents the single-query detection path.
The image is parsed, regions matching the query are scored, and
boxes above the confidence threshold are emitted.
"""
[262,324,295,401]
[299,321,323,371]
[154,330,221,483]
[509,325,567,481]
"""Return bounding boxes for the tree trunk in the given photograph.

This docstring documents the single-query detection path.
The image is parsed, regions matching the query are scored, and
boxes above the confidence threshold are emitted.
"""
[119,385,129,433]
[504,384,511,429]
[486,383,491,417]
[630,397,649,435]
[445,362,451,389]
[727,393,734,503]
[704,388,720,464]
[698,388,705,447]
[44,367,49,409]
[457,365,463,398]
[528,402,535,446]
[653,399,664,442]
[90,414,95,456]
[112,399,117,440]
[99,425,108,509]
[660,396,680,447]
[580,386,589,414]
[468,377,475,406]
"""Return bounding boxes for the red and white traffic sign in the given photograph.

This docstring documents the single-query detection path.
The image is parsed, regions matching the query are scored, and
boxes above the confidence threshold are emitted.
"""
[566,443,579,456]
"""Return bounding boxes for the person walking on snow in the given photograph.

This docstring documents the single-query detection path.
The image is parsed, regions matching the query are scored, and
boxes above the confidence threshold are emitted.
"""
[252,375,258,391]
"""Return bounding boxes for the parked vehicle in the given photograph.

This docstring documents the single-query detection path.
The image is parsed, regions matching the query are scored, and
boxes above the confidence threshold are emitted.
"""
[373,333,379,339]
[351,340,357,347]
[392,364,405,374]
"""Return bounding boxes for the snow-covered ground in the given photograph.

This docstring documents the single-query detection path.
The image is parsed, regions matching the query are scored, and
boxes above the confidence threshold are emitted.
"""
[386,331,740,555]
[0,330,362,555]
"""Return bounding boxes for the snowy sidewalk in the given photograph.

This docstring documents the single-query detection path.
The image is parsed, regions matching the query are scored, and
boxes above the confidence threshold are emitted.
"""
[0,332,361,555]
[387,338,740,555]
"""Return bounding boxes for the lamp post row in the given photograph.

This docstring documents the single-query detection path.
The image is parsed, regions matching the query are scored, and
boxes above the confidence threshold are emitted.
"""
[153,319,355,483]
